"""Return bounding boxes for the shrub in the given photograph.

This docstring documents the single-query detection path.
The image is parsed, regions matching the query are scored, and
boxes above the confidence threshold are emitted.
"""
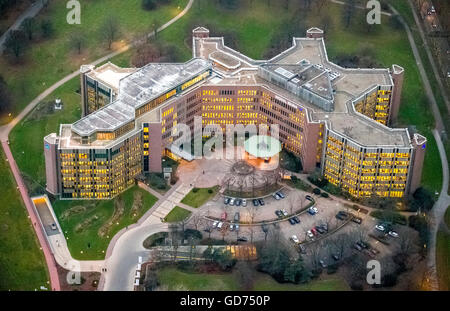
[320,192,329,198]
[208,189,213,194]
[142,0,157,10]
[291,175,298,182]
[192,188,199,193]
[313,188,321,195]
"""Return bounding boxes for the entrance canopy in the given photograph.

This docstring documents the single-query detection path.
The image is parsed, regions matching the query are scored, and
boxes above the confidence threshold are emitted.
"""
[244,135,281,158]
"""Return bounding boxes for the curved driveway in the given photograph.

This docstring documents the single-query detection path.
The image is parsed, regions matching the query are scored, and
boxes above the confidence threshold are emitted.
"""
[0,0,194,291]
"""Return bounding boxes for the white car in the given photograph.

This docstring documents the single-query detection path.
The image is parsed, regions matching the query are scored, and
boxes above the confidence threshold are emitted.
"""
[242,199,247,207]
[290,235,300,244]
[217,222,223,229]
[307,230,314,238]
[388,231,399,238]
[375,225,385,232]
[229,198,235,206]
[282,209,288,216]
[212,221,219,228]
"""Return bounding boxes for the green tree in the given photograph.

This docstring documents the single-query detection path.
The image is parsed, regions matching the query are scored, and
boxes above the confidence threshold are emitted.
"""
[142,0,157,10]
[4,30,28,59]
[20,17,35,41]
[41,19,54,38]
[283,256,310,284]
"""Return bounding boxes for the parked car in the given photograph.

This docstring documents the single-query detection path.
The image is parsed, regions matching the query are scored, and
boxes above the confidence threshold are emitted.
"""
[242,199,247,207]
[51,223,57,231]
[237,236,248,242]
[375,224,385,232]
[275,210,283,218]
[229,198,235,206]
[276,191,285,199]
[311,227,318,236]
[388,231,399,238]
[370,248,380,255]
[298,244,307,254]
[288,218,296,225]
[305,195,314,201]
[234,212,240,222]
[212,221,219,228]
[235,224,240,231]
[290,235,300,244]
[359,241,369,249]
[224,197,230,205]
[331,254,340,261]
[307,230,314,238]
[308,207,318,215]
[318,223,328,232]
[281,209,288,216]
[261,223,268,232]
[221,212,227,221]
[204,227,211,233]
[293,216,300,224]
[229,224,235,231]
[252,199,259,207]
[351,217,362,224]
[272,193,281,200]
[353,243,363,251]
[315,226,326,234]
[235,199,242,206]
[258,198,265,206]
[319,260,327,268]
[217,222,223,229]
[336,211,349,220]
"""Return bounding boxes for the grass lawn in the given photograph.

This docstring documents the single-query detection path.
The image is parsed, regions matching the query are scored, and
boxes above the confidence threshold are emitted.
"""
[436,229,450,291]
[156,266,349,291]
[0,0,187,124]
[181,186,219,208]
[164,206,192,223]
[53,186,158,260]
[0,149,49,290]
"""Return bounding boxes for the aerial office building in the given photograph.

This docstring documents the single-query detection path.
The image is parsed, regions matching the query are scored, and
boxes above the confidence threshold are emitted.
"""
[44,27,426,200]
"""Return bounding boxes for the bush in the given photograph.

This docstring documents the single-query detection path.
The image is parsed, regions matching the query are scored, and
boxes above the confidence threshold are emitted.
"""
[192,188,199,193]
[184,229,202,241]
[41,19,53,38]
[142,0,157,10]
[313,188,321,195]
[291,175,298,182]
[207,189,213,194]
[320,192,329,198]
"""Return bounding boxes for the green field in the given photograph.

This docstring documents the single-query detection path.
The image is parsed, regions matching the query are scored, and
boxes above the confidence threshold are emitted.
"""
[445,206,450,228]
[53,186,158,260]
[181,186,219,208]
[164,206,192,223]
[157,266,349,291]
[0,150,49,290]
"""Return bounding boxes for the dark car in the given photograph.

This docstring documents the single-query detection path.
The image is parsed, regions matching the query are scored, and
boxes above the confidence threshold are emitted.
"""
[276,191,285,199]
[353,243,363,251]
[298,244,307,254]
[315,226,326,234]
[331,254,340,261]
[258,198,265,206]
[235,199,242,206]
[234,212,240,222]
[204,227,211,233]
[318,224,328,232]
[351,217,362,224]
[293,216,300,224]
[288,218,296,225]
[275,210,283,218]
[305,195,314,201]
[336,211,349,220]
[224,197,230,205]
[252,199,259,207]
[359,241,369,249]
[261,223,269,232]
[237,236,248,242]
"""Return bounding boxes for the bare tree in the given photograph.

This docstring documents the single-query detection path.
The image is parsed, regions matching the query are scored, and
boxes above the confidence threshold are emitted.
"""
[191,214,202,231]
[101,15,120,49]
[70,31,85,54]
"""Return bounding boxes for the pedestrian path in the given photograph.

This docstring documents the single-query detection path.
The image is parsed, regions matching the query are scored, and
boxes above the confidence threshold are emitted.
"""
[152,184,193,219]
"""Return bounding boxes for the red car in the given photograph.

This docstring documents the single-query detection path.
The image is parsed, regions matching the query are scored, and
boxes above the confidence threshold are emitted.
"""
[221,212,227,221]
[311,228,318,236]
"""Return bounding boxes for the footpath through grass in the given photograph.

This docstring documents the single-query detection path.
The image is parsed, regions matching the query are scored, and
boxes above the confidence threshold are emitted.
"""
[0,150,49,290]
[181,186,219,208]
[157,266,349,291]
[53,186,158,260]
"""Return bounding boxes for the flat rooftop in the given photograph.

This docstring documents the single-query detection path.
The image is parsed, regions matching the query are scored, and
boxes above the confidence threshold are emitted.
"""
[194,31,409,148]
[72,58,211,137]
[86,62,136,91]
